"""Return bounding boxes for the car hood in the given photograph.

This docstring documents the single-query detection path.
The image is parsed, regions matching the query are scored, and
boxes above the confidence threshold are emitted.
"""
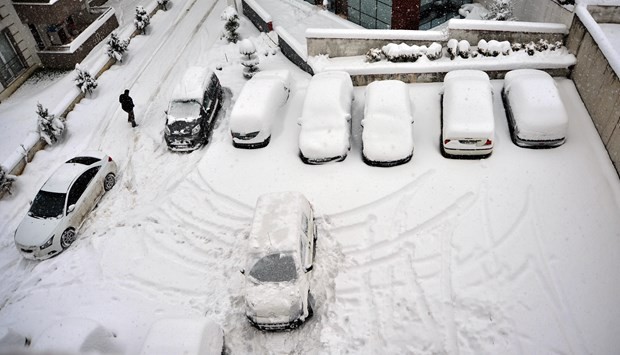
[245,281,301,318]
[15,215,61,246]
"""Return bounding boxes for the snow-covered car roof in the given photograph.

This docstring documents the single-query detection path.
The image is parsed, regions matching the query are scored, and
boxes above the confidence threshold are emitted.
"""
[504,69,568,140]
[41,162,94,193]
[229,70,291,133]
[299,71,353,127]
[140,318,223,355]
[363,80,413,124]
[248,192,311,255]
[170,66,214,102]
[442,70,494,138]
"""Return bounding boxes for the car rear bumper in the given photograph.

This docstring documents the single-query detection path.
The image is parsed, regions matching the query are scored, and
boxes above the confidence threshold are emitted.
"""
[232,135,270,149]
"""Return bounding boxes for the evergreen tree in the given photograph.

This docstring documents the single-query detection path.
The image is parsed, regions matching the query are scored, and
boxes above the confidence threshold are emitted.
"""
[134,6,151,35]
[486,0,515,21]
[221,6,240,43]
[239,39,259,79]
[36,103,65,145]
[74,64,98,95]
[106,32,129,62]
[157,0,169,11]
[0,166,15,196]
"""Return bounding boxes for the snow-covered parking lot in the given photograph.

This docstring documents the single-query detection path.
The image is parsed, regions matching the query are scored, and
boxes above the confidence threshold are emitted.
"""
[1,0,620,353]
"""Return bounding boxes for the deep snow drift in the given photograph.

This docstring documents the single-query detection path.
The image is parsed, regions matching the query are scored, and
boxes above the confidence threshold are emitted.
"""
[1,0,620,354]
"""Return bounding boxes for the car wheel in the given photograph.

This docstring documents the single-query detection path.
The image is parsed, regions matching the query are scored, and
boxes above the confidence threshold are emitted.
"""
[104,173,116,191]
[60,228,76,249]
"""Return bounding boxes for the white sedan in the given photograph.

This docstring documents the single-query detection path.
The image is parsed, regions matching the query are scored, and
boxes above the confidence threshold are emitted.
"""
[14,151,118,260]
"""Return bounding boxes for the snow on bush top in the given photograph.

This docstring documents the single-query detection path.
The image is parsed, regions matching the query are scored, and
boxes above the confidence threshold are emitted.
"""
[229,70,291,134]
[504,69,568,140]
[220,6,238,21]
[239,39,256,55]
[442,70,494,138]
[448,19,569,34]
[170,67,212,102]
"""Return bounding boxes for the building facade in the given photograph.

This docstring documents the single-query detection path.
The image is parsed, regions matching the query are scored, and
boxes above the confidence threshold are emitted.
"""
[306,0,473,30]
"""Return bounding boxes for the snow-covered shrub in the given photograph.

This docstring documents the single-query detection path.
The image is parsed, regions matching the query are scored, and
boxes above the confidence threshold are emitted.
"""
[499,41,511,55]
[365,48,383,63]
[511,42,523,52]
[381,43,425,62]
[0,167,15,196]
[106,32,129,62]
[487,40,501,57]
[447,39,458,60]
[134,6,150,35]
[221,6,240,43]
[157,0,169,11]
[239,39,259,79]
[550,41,563,51]
[478,39,488,56]
[536,39,549,51]
[457,40,470,59]
[36,103,64,145]
[525,41,536,56]
[486,0,515,21]
[426,42,443,60]
[74,64,98,95]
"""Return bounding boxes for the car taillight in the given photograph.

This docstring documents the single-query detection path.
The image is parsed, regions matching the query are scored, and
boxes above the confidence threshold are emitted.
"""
[108,156,113,162]
[484,139,492,146]
[444,139,451,145]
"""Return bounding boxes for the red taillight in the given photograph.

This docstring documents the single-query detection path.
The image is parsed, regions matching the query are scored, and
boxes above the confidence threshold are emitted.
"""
[444,139,451,145]
[484,139,492,146]
[108,156,113,162]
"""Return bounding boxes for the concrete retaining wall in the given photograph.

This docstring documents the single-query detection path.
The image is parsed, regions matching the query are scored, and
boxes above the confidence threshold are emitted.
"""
[567,9,620,176]
[276,27,313,75]
[241,0,272,33]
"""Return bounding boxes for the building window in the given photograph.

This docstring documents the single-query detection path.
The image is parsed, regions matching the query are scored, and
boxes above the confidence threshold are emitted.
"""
[0,29,26,87]
[347,0,392,29]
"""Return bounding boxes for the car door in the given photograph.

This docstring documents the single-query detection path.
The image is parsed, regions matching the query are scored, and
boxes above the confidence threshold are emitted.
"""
[66,167,101,225]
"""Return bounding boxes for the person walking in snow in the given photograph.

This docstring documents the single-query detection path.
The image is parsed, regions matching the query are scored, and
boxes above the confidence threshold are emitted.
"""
[119,89,137,127]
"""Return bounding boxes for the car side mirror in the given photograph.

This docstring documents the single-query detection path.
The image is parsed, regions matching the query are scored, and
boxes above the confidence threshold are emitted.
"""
[67,205,75,214]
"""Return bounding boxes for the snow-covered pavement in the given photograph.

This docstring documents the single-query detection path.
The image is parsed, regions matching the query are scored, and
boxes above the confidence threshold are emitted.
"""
[1,0,620,353]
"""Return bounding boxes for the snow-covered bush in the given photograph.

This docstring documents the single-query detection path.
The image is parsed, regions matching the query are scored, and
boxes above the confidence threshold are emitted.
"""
[36,103,64,145]
[525,41,536,56]
[487,40,501,56]
[221,6,240,43]
[0,167,15,196]
[365,48,383,63]
[511,42,523,52]
[447,39,458,60]
[239,39,259,79]
[486,0,515,21]
[478,39,489,56]
[106,32,129,62]
[550,41,563,51]
[499,41,511,55]
[457,40,470,59]
[536,39,549,51]
[74,64,98,95]
[134,6,150,35]
[157,0,169,11]
[426,42,443,60]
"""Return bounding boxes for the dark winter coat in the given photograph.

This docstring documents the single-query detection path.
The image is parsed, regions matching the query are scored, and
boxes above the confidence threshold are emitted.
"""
[119,93,135,112]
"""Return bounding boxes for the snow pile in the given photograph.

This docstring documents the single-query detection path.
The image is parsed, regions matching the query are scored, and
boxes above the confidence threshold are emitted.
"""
[362,80,414,163]
[298,71,353,161]
[442,70,494,138]
[503,69,568,141]
[229,70,291,136]
[31,318,119,353]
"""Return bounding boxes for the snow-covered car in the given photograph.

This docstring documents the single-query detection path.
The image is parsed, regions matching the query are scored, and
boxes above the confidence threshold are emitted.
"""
[502,69,568,148]
[229,70,291,148]
[242,192,317,330]
[14,151,117,260]
[140,318,224,355]
[32,318,119,353]
[298,71,353,164]
[362,80,414,166]
[164,66,222,151]
[441,70,495,158]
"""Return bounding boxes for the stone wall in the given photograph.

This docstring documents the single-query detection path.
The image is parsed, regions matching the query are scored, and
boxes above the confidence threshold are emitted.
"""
[567,10,620,175]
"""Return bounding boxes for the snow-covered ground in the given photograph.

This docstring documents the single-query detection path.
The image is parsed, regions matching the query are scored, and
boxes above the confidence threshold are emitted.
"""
[1,0,620,354]
[600,23,620,51]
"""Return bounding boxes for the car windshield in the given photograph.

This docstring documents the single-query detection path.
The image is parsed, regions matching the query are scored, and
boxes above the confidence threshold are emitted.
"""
[248,252,298,283]
[168,100,201,119]
[29,190,66,219]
